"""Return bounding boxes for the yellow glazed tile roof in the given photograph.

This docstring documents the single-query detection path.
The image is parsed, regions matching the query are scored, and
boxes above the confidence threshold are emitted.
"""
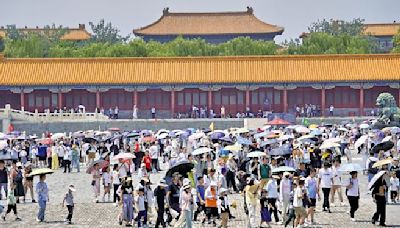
[134,8,283,36]
[0,54,399,86]
[364,23,400,37]
[0,25,91,41]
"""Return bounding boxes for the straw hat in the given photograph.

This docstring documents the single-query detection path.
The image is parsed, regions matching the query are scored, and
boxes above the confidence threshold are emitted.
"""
[68,184,76,192]
[158,179,168,187]
[183,184,191,190]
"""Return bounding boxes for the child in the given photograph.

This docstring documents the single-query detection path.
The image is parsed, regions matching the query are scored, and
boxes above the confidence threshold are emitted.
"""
[102,166,111,202]
[389,171,399,203]
[1,184,21,221]
[218,188,230,228]
[135,187,147,228]
[284,182,296,228]
[260,189,272,228]
[62,185,75,224]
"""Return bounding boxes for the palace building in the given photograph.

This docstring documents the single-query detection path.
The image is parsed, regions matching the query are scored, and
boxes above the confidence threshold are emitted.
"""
[0,54,399,118]
[0,24,91,41]
[133,7,284,44]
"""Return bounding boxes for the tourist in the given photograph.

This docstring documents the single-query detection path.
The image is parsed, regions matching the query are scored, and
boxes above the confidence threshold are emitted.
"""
[205,181,218,225]
[62,185,75,225]
[225,155,238,192]
[260,189,272,228]
[389,171,399,203]
[63,145,72,173]
[23,163,35,203]
[149,142,159,172]
[0,161,8,200]
[57,142,65,168]
[293,178,307,228]
[167,173,181,224]
[102,166,111,202]
[1,184,21,221]
[329,105,334,116]
[346,171,359,222]
[154,179,167,228]
[218,188,230,228]
[279,172,292,221]
[331,159,343,206]
[71,144,80,172]
[135,186,147,228]
[114,106,119,119]
[245,178,259,228]
[318,161,333,213]
[175,184,193,228]
[91,163,101,203]
[13,162,25,204]
[284,182,296,227]
[193,176,206,222]
[51,143,59,170]
[38,143,48,168]
[305,168,318,225]
[258,156,271,189]
[265,175,280,224]
[112,164,121,205]
[133,105,138,119]
[371,172,387,226]
[142,151,152,173]
[36,174,49,222]
[151,107,156,119]
[120,177,134,226]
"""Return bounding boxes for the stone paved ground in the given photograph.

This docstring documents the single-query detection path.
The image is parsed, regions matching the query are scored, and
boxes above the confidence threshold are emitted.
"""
[1,153,400,228]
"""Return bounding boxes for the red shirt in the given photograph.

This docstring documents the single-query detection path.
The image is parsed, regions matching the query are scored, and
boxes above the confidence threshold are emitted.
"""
[143,156,151,169]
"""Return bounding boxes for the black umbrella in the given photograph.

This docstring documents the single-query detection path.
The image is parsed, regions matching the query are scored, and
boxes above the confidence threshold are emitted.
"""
[166,161,194,178]
[372,141,394,154]
[83,137,98,144]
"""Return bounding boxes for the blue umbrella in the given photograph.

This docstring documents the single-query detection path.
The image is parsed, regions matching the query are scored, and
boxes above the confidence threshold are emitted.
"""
[186,128,196,134]
[210,132,225,140]
[180,132,190,139]
[237,137,252,145]
[220,137,233,143]
[260,139,278,147]
[140,130,151,136]
[311,129,322,136]
[269,144,291,156]
[168,131,176,137]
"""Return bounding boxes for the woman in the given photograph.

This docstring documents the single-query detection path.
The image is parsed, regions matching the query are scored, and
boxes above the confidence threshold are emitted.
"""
[280,172,292,221]
[120,177,134,226]
[13,163,25,204]
[346,171,359,222]
[330,159,343,206]
[23,163,35,203]
[51,143,59,170]
[91,163,101,203]
[265,175,280,224]
[371,172,387,226]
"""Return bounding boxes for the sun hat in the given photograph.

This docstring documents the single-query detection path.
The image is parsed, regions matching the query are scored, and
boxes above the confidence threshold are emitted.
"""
[69,184,76,192]
[183,184,191,190]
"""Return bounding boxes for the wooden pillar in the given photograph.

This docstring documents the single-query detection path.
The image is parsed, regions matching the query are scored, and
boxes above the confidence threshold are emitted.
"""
[96,90,101,109]
[398,89,400,107]
[359,87,364,116]
[58,91,63,109]
[321,88,326,117]
[133,90,138,107]
[245,89,250,110]
[208,90,212,110]
[171,90,175,117]
[20,91,25,110]
[283,88,288,113]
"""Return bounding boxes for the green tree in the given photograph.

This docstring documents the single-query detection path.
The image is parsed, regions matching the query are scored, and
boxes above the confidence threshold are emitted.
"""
[0,37,4,52]
[308,18,365,36]
[5,33,51,57]
[89,19,129,44]
[392,29,400,53]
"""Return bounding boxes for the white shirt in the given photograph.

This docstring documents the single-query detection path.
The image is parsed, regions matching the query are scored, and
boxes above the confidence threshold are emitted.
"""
[346,178,359,197]
[135,195,146,211]
[265,179,278,199]
[318,168,333,188]
[332,166,341,185]
[112,170,120,184]
[103,172,111,185]
[149,145,159,159]
[279,178,291,200]
[390,177,400,191]
[57,145,65,157]
[293,186,303,207]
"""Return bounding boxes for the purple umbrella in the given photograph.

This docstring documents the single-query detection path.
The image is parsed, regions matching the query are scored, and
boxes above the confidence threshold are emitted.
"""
[211,132,225,140]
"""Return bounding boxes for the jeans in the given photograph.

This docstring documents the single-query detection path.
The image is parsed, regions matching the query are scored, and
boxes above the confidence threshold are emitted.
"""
[0,183,8,200]
[268,198,279,222]
[137,210,147,227]
[38,200,46,221]
[66,205,74,222]
[184,210,192,228]
[64,160,71,173]
[72,159,80,172]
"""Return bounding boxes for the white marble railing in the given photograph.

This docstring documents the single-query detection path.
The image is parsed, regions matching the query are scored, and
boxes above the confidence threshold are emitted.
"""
[0,105,109,121]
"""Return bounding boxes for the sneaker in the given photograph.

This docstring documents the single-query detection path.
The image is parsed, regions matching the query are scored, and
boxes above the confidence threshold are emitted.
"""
[36,218,41,222]
[15,217,21,221]
[351,218,356,222]
[32,199,36,203]
[64,221,70,225]
[276,221,282,225]
[1,215,5,221]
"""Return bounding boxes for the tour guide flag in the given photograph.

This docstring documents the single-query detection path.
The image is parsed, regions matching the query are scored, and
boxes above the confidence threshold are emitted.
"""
[302,118,310,126]
[209,122,214,131]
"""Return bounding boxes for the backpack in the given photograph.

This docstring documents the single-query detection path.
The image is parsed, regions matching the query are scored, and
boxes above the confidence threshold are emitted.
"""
[368,159,378,174]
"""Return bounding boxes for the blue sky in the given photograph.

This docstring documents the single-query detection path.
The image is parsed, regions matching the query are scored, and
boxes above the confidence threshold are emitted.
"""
[2,0,399,43]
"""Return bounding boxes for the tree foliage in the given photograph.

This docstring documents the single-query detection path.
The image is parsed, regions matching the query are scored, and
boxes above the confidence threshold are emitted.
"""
[89,19,129,44]
[0,37,4,52]
[308,18,365,36]
[392,29,400,53]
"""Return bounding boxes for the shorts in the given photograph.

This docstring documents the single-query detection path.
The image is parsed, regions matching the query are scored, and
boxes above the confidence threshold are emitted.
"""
[294,207,307,218]
[308,198,316,207]
[39,156,46,161]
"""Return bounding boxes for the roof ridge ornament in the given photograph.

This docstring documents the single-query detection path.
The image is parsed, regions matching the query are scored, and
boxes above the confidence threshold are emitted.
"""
[246,6,253,14]
[163,7,170,15]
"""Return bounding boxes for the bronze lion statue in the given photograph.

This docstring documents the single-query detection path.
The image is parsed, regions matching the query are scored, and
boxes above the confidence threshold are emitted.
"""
[374,92,400,128]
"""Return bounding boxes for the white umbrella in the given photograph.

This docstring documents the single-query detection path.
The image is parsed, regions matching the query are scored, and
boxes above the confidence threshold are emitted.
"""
[261,125,272,131]
[368,170,387,190]
[359,123,369,129]
[320,142,340,150]
[157,132,169,139]
[278,135,294,141]
[354,135,369,148]
[189,132,205,141]
[0,140,8,150]
[234,128,249,134]
[254,131,269,139]
[381,136,392,143]
[156,129,169,136]
[224,144,242,151]
[247,151,266,158]
[337,163,364,173]
[112,153,135,160]
[338,127,348,132]
[51,133,65,140]
[192,147,212,156]
[324,138,341,144]
[295,126,310,134]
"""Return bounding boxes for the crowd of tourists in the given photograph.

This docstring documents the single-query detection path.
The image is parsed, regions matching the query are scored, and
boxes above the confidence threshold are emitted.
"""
[0,120,399,227]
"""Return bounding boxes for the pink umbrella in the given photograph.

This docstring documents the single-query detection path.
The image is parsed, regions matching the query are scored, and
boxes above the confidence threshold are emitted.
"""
[112,153,135,161]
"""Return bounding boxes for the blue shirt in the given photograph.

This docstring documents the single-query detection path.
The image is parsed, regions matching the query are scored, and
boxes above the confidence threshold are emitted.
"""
[196,185,205,202]
[38,146,47,157]
[305,177,317,199]
[36,182,49,201]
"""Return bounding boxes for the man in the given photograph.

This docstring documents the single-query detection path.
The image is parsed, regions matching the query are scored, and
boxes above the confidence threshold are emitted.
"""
[329,105,334,116]
[36,174,49,222]
[114,106,119,119]
[0,160,8,200]
[293,179,307,228]
[371,172,387,226]
[305,168,319,225]
[226,155,238,192]
[149,142,159,172]
[57,142,65,168]
[318,162,333,213]
[151,107,156,119]
[154,180,168,228]
[296,162,309,178]
[167,173,181,224]
[258,157,271,189]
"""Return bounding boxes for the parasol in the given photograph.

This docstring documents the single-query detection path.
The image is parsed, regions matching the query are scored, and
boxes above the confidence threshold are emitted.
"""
[269,144,291,156]
[354,135,368,149]
[372,141,394,154]
[368,171,387,190]
[237,137,252,145]
[372,159,392,168]
[108,127,120,132]
[157,132,169,139]
[210,132,225,140]
[308,124,319,130]
[391,127,400,134]
[192,147,212,156]
[224,144,242,151]
[166,161,194,177]
[266,118,290,126]
[271,166,296,174]
[112,153,135,160]
[295,126,311,134]
[83,137,98,144]
[320,142,340,150]
[51,133,65,140]
[28,168,54,177]
[234,128,249,134]
[324,138,341,144]
[337,163,364,173]
[0,150,16,161]
[359,123,369,129]
[189,132,205,141]
[86,160,109,174]
[254,131,269,139]
[247,151,266,158]
[260,139,278,147]
[0,140,8,150]
[278,135,294,141]
[127,132,140,138]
